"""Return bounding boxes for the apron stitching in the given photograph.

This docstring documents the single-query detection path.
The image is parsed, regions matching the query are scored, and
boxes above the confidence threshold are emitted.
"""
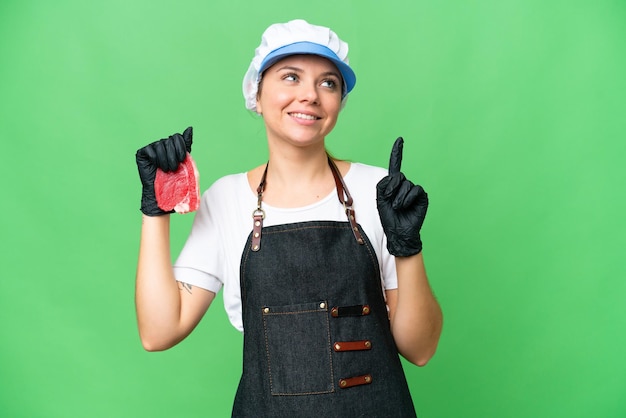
[262,303,336,396]
[261,224,360,237]
[262,313,275,394]
[325,306,336,393]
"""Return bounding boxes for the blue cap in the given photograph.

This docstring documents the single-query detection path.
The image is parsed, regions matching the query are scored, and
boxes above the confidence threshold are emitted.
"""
[259,41,357,97]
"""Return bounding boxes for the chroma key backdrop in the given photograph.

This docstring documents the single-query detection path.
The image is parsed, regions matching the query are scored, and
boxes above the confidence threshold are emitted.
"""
[1,1,624,417]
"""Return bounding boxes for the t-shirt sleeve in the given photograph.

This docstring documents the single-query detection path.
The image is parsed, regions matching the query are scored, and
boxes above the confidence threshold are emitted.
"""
[380,234,398,291]
[347,163,399,292]
[173,185,225,294]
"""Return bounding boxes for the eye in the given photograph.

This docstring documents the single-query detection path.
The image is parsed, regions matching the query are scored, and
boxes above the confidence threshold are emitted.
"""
[282,73,299,82]
[321,78,339,90]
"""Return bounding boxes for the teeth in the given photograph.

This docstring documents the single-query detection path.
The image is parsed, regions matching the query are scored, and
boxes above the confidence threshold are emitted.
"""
[291,112,317,120]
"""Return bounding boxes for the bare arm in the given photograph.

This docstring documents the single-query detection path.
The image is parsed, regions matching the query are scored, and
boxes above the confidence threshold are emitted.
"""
[135,214,215,351]
[386,252,442,366]
[376,137,442,366]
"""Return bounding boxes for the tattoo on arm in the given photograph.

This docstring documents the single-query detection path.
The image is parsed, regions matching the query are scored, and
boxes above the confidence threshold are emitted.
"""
[177,281,193,294]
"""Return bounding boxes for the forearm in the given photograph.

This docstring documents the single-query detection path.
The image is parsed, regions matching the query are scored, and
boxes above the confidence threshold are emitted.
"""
[135,214,185,351]
[388,252,443,366]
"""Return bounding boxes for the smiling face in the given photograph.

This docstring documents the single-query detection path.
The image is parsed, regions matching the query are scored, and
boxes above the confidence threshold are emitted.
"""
[256,54,343,151]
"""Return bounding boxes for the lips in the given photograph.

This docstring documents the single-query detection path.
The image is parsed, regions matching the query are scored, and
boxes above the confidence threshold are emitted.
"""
[289,112,320,120]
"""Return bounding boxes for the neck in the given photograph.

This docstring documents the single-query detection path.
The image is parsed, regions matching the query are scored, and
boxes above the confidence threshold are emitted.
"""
[267,148,329,186]
[254,147,337,208]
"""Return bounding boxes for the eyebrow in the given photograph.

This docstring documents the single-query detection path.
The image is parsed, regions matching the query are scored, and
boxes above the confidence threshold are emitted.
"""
[275,65,341,79]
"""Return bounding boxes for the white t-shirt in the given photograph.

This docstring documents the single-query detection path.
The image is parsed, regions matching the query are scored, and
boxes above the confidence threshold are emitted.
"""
[173,162,397,332]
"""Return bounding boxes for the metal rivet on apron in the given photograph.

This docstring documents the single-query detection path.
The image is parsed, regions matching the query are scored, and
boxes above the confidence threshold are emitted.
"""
[362,305,370,315]
[337,374,373,389]
[255,220,261,227]
[253,245,259,251]
[334,343,341,351]
[365,340,372,348]
[263,307,270,314]
[319,302,326,309]
[254,232,259,238]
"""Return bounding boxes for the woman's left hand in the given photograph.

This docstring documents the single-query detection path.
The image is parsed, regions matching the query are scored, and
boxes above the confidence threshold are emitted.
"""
[376,137,429,257]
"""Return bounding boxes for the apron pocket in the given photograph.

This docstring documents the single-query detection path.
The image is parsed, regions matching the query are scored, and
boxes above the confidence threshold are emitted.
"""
[262,301,334,396]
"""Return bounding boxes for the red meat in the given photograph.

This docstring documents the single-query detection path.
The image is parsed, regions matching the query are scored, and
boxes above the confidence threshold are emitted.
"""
[154,153,200,214]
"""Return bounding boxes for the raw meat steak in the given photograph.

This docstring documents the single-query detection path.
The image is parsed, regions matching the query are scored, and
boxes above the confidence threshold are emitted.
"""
[154,153,200,214]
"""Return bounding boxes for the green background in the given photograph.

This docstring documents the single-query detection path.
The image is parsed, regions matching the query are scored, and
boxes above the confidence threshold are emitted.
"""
[1,0,624,417]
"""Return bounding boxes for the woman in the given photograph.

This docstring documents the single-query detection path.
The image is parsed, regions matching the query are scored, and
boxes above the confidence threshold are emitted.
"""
[135,19,442,417]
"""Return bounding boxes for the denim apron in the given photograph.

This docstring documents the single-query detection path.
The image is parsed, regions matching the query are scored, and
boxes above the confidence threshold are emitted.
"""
[231,158,417,417]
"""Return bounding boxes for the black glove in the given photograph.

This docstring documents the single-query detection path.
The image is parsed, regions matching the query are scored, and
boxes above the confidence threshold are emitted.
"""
[376,137,428,256]
[135,127,193,216]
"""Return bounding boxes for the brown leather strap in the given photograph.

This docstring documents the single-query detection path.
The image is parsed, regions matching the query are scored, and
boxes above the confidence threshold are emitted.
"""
[328,156,364,245]
[338,374,372,389]
[331,305,371,317]
[333,340,372,352]
[251,213,263,251]
[251,162,269,252]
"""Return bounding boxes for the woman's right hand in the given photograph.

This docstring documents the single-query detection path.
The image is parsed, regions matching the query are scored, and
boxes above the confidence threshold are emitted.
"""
[135,126,193,216]
[376,137,429,257]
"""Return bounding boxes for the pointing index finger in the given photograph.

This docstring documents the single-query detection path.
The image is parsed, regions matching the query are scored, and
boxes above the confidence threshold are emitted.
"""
[182,126,193,153]
[388,137,404,174]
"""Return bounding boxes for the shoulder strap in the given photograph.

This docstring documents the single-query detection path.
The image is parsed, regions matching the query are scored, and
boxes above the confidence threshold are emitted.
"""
[328,156,365,245]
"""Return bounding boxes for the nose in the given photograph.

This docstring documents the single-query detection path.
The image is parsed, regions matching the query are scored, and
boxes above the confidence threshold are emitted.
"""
[297,82,320,105]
